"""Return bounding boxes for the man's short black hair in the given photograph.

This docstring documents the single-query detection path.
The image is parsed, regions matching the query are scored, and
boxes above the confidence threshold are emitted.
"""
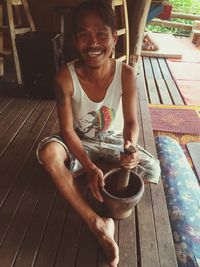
[72,0,116,34]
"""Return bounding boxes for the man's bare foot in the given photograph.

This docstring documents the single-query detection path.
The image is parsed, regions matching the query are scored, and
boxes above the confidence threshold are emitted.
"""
[91,217,119,267]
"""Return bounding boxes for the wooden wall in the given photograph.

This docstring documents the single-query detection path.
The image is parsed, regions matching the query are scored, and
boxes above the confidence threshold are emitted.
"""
[28,0,83,32]
[28,0,151,68]
[28,0,85,61]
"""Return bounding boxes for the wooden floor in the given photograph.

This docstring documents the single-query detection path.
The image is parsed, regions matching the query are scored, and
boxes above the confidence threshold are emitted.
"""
[0,58,179,267]
[141,56,185,105]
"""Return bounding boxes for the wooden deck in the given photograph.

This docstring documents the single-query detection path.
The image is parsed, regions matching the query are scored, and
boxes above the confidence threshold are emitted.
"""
[0,58,178,267]
[141,56,185,105]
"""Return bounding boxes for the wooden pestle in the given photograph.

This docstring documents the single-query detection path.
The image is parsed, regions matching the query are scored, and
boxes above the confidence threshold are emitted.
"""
[116,145,137,194]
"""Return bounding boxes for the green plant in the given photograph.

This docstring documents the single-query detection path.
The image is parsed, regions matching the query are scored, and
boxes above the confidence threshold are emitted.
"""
[147,0,200,35]
[169,0,200,14]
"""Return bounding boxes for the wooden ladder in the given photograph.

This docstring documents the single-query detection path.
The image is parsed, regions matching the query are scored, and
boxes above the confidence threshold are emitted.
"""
[0,0,35,84]
[112,0,129,64]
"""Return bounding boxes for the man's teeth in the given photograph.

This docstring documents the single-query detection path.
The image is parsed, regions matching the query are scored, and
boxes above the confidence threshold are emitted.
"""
[87,51,102,57]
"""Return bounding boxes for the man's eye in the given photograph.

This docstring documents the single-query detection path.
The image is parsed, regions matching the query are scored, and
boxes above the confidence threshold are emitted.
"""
[97,31,108,38]
[78,32,89,39]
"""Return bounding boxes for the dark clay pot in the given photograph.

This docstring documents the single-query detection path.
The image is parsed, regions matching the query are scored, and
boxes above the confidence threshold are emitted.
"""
[101,168,144,220]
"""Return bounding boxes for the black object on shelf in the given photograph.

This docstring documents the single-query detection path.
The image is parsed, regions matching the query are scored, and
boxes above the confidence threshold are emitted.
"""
[16,31,64,99]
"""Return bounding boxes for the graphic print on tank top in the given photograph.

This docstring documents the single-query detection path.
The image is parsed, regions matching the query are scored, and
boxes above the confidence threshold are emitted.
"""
[76,105,116,141]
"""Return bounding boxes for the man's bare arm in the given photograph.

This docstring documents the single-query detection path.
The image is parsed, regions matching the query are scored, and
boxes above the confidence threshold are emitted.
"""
[121,64,139,146]
[55,71,104,201]
[54,70,93,169]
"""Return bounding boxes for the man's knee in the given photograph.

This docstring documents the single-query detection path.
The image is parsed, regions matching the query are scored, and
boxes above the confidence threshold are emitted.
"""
[135,158,161,184]
[145,159,161,184]
[38,141,67,166]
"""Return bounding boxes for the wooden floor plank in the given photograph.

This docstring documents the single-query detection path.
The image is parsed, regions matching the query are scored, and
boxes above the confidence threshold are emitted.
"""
[187,142,200,183]
[0,98,28,123]
[0,99,39,155]
[7,180,55,267]
[118,212,137,267]
[33,193,68,267]
[158,58,185,105]
[0,97,14,113]
[150,58,173,105]
[53,205,83,267]
[75,220,99,267]
[0,98,15,118]
[53,176,88,267]
[136,65,160,267]
[0,98,32,138]
[13,179,57,267]
[142,57,185,106]
[142,57,160,104]
[137,62,178,267]
[75,191,103,267]
[0,101,56,205]
[0,106,58,251]
[0,167,44,267]
[33,167,89,267]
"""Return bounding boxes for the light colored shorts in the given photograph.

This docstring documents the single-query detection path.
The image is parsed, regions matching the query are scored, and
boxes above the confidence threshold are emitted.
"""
[36,134,161,184]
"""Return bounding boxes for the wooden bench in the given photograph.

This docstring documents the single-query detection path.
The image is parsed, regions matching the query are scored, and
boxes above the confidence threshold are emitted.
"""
[0,63,178,266]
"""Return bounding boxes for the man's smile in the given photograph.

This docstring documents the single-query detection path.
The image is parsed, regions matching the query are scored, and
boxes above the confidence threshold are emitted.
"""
[83,48,104,58]
[87,51,102,57]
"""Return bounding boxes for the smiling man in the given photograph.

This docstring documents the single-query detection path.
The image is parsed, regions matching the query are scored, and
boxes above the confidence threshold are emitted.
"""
[36,1,160,266]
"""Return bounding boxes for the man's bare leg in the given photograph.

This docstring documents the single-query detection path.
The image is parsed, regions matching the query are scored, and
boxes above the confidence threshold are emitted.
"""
[39,142,119,267]
[91,217,119,267]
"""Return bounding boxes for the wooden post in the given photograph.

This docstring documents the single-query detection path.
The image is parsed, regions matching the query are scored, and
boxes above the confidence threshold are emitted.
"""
[0,2,3,76]
[127,0,151,73]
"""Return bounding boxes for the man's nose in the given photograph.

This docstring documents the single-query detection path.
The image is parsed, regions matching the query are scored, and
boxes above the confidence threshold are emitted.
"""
[88,33,98,45]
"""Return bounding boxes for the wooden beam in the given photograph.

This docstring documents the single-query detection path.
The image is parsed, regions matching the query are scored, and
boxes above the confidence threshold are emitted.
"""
[127,0,151,72]
[112,0,123,7]
[171,12,200,21]
[10,0,22,5]
[150,19,192,31]
[0,3,3,76]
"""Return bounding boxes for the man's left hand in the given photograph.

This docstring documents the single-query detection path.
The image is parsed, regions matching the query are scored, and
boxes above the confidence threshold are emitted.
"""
[120,141,139,169]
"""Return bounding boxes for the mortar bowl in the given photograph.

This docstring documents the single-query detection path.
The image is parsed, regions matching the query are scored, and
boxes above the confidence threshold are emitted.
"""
[100,168,144,220]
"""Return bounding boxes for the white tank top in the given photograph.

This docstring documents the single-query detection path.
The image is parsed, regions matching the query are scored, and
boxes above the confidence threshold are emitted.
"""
[67,59,123,142]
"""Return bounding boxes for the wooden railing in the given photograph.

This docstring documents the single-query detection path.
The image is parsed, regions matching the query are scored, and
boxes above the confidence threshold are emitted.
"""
[149,11,200,32]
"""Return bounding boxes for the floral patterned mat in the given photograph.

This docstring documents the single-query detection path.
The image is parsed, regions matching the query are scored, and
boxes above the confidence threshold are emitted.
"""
[153,131,200,175]
[155,136,200,267]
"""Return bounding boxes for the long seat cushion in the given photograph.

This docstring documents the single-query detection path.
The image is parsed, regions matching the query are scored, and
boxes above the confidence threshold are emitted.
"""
[155,136,200,267]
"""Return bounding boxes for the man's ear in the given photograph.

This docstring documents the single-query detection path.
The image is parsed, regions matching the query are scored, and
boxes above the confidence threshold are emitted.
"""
[113,30,118,46]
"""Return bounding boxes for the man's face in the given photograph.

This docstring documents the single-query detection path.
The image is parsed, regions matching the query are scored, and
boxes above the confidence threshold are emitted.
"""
[74,11,117,69]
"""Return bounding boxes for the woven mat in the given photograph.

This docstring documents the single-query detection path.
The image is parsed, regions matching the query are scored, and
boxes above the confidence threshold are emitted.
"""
[149,104,200,135]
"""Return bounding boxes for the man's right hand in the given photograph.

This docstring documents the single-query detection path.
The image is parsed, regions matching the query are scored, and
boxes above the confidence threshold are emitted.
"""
[86,165,104,202]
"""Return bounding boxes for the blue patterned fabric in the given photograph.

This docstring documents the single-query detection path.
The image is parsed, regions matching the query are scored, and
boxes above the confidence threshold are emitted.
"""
[155,136,200,267]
